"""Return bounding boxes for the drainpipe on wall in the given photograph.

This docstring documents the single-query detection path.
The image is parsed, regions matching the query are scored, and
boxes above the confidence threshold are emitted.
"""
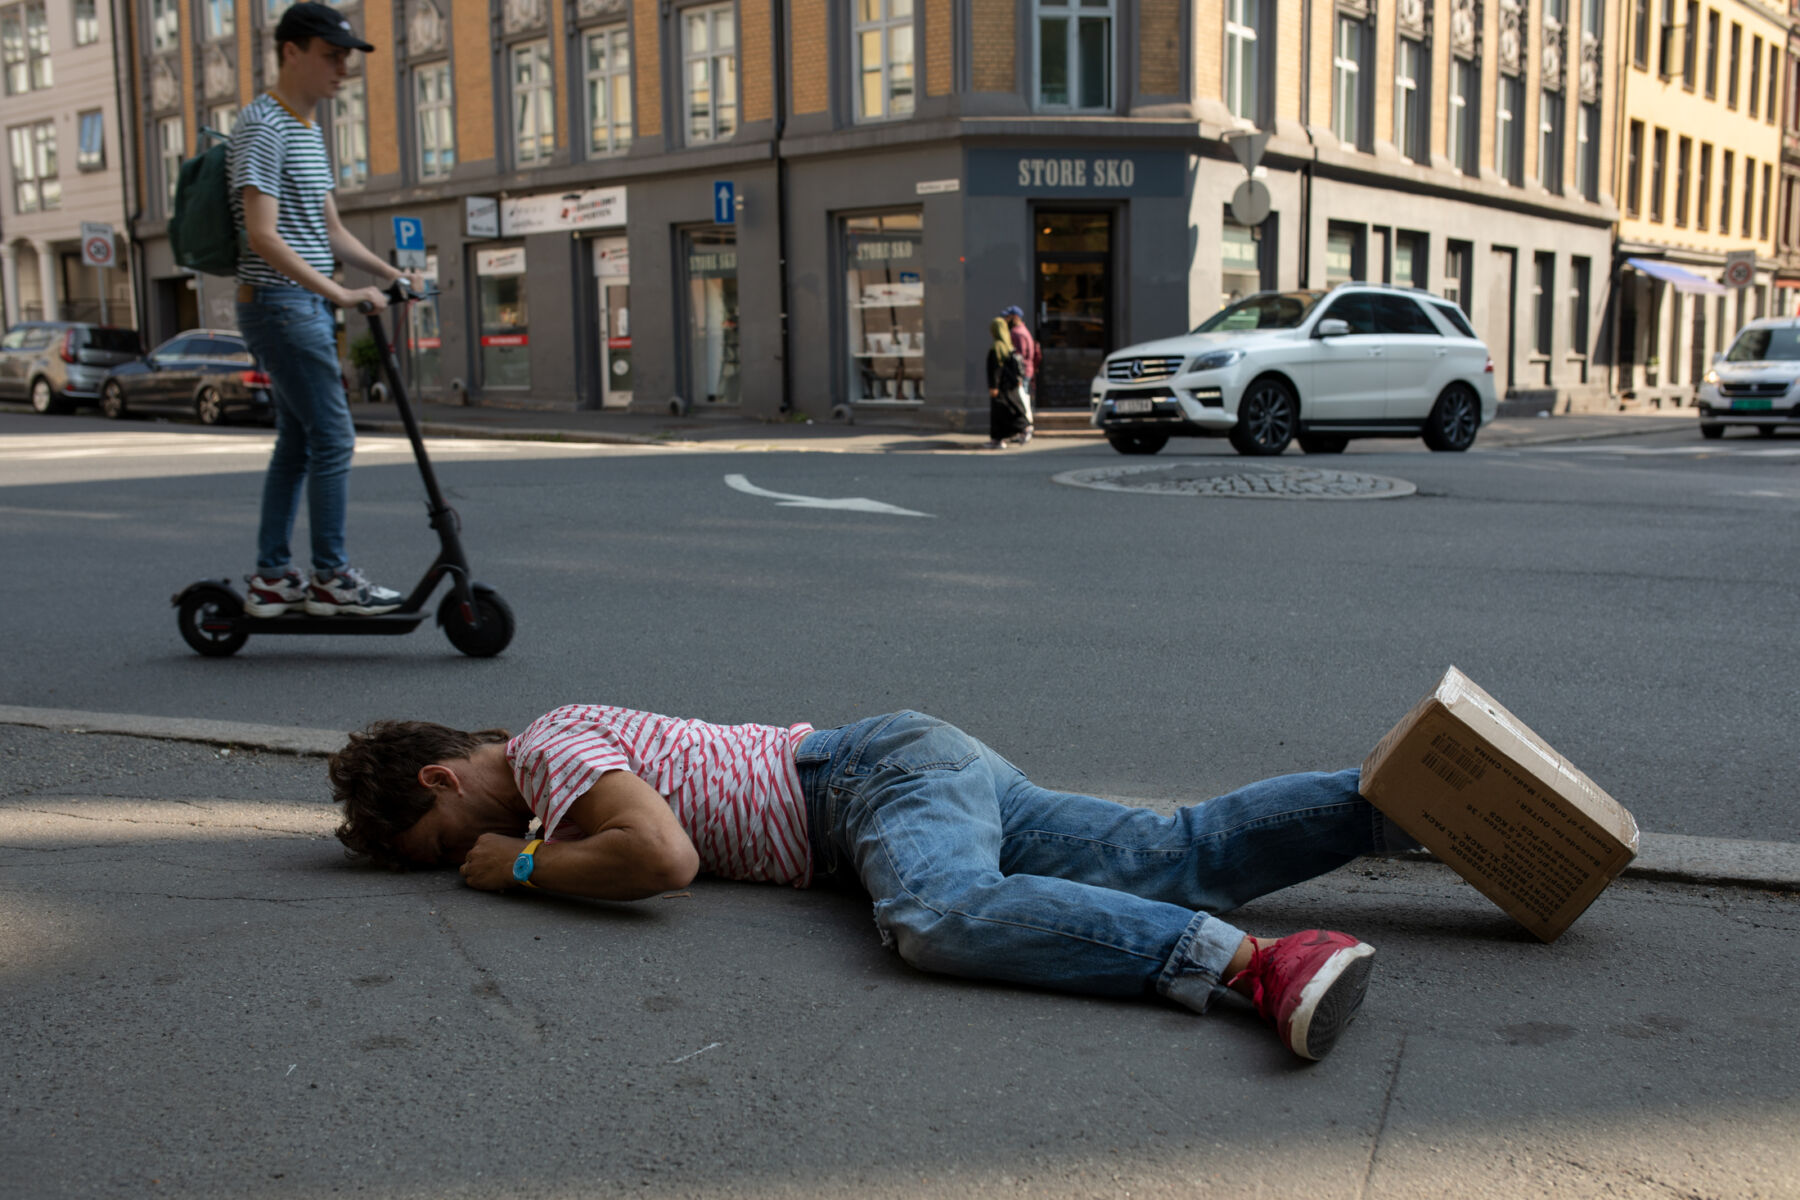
[112,0,146,333]
[1297,0,1317,287]
[772,1,792,414]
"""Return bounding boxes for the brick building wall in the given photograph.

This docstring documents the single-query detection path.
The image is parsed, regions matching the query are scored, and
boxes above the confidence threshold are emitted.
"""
[365,0,399,176]
[741,0,772,122]
[1140,0,1181,96]
[635,0,661,138]
[453,0,495,164]
[791,0,828,112]
[971,0,1013,93]
[927,0,952,96]
[1194,0,1222,106]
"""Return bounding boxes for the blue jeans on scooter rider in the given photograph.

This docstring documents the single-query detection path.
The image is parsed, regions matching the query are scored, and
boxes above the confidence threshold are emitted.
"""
[228,2,415,617]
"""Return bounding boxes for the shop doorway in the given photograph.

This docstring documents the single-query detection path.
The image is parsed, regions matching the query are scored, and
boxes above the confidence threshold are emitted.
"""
[593,236,632,408]
[1033,210,1114,409]
[1484,246,1517,396]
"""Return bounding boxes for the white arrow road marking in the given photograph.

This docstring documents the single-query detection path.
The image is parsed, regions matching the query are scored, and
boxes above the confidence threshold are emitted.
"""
[724,473,933,517]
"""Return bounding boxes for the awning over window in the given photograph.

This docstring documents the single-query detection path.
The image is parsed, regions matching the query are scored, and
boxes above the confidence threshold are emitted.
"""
[1625,257,1729,295]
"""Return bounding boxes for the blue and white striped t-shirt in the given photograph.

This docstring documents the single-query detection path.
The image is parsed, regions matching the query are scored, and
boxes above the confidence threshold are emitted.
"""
[227,93,335,290]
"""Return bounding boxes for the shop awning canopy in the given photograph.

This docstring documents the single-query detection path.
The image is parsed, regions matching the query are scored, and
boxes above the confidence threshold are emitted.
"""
[1626,257,1729,295]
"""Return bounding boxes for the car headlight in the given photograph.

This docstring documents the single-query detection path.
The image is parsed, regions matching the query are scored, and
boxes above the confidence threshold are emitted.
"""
[1703,369,1720,385]
[1187,349,1244,373]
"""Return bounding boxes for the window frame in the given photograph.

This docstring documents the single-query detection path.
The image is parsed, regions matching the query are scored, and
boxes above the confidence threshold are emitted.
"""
[582,23,632,155]
[414,60,456,180]
[1033,0,1115,113]
[1743,154,1755,237]
[1704,8,1718,97]
[1767,43,1779,124]
[1649,125,1668,221]
[680,2,738,145]
[1696,141,1712,230]
[1658,0,1676,78]
[1576,100,1600,202]
[1533,251,1555,358]
[205,0,232,40]
[1332,13,1370,151]
[1449,56,1478,174]
[7,118,56,212]
[853,0,916,123]
[1750,33,1762,118]
[330,74,369,191]
[1633,0,1650,67]
[2,1,52,95]
[149,0,178,53]
[1225,0,1265,126]
[73,0,96,45]
[1395,34,1426,163]
[1720,148,1733,231]
[509,37,556,167]
[1727,23,1741,107]
[1674,134,1691,226]
[1539,89,1564,195]
[1626,118,1645,216]
[75,108,103,171]
[1496,74,1524,186]
[1570,255,1591,356]
[1681,0,1699,88]
[157,114,182,211]
[1762,161,1773,238]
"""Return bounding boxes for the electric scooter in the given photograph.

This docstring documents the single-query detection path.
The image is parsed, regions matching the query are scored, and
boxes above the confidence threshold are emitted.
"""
[172,279,515,658]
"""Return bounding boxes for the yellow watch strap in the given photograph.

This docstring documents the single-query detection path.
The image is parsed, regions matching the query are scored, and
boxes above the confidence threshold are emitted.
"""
[517,838,544,889]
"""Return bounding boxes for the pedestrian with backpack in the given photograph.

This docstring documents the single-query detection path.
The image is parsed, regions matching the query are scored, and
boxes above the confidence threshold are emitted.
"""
[231,2,416,618]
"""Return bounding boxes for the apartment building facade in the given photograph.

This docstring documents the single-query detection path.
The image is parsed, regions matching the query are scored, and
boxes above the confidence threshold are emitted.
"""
[123,0,1624,423]
[0,0,136,328]
[1774,0,1800,304]
[1609,0,1787,405]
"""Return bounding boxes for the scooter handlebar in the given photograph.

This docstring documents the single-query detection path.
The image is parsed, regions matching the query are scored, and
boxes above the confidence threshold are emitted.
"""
[356,278,431,315]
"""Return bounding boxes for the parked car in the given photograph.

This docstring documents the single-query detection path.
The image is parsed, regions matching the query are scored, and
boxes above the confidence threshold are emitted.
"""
[1696,318,1800,438]
[1089,283,1499,456]
[97,329,272,425]
[0,321,143,413]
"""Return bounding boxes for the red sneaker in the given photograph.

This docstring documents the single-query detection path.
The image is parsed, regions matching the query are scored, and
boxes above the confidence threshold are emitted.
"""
[1229,930,1376,1061]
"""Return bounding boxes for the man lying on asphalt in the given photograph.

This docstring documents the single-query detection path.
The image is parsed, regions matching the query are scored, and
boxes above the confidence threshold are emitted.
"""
[330,706,1422,1061]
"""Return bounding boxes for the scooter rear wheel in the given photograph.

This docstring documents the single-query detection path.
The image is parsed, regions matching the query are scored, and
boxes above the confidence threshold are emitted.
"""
[438,585,515,658]
[178,589,249,657]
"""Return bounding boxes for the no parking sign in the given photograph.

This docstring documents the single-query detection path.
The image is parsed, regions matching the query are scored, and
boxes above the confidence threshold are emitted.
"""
[80,221,115,269]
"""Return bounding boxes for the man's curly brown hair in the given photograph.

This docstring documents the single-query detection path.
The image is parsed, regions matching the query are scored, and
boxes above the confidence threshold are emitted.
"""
[328,720,511,868]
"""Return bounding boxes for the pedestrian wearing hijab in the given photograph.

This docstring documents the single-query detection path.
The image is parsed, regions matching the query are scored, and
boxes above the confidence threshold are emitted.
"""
[985,317,1031,450]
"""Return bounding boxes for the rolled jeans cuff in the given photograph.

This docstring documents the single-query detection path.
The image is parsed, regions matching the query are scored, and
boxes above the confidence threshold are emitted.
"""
[1156,910,1247,1015]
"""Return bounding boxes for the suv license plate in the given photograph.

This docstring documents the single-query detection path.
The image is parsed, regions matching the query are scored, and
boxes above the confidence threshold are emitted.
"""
[1732,399,1773,411]
[1113,398,1154,414]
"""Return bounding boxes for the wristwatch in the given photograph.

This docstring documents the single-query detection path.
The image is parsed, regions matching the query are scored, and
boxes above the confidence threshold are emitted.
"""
[511,839,544,889]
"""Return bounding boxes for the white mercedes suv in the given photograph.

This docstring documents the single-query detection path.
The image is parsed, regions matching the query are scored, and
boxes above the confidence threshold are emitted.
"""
[1696,318,1800,438]
[1089,283,1499,456]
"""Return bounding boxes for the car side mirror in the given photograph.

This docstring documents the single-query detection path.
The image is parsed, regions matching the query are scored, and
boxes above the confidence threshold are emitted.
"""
[1315,318,1351,338]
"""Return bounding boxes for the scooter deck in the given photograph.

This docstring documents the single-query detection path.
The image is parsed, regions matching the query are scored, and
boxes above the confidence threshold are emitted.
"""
[216,612,429,636]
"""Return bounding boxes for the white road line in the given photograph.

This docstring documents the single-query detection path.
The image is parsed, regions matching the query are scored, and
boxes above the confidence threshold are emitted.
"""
[724,473,933,517]
[1531,443,1800,456]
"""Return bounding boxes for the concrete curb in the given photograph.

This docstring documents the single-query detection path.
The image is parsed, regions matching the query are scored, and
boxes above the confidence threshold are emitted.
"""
[352,418,672,447]
[3,704,1795,893]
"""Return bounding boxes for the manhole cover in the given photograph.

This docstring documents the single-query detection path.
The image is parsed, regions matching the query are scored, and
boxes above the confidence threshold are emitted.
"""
[1052,461,1417,500]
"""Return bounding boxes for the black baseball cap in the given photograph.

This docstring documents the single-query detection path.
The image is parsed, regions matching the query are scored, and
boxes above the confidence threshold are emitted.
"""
[274,2,376,52]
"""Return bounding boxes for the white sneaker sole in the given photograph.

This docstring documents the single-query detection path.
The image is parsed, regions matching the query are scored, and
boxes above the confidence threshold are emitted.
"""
[243,599,303,617]
[1286,942,1376,1061]
[303,599,403,616]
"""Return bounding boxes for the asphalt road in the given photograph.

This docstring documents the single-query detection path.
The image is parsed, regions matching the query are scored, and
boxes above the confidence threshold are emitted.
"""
[2,411,1794,842]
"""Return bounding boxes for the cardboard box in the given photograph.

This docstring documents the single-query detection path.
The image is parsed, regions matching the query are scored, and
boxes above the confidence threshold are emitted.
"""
[1361,667,1639,941]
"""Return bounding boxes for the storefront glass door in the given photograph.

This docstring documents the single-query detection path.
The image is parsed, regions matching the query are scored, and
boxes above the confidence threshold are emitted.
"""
[1033,210,1113,408]
[682,228,740,406]
[594,236,631,408]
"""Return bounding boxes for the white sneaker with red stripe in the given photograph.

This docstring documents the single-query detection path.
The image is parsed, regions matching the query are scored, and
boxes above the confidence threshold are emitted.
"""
[304,566,403,616]
[244,569,308,617]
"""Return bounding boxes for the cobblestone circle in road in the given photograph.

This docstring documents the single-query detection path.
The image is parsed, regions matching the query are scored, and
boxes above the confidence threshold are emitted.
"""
[1051,461,1418,500]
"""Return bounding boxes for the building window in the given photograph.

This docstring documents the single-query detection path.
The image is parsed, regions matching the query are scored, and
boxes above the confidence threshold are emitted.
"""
[1449,58,1477,173]
[1633,0,1649,67]
[844,211,924,403]
[207,103,237,135]
[682,226,740,405]
[206,0,231,39]
[1496,75,1523,185]
[1221,216,1261,306]
[1704,9,1718,96]
[1762,162,1773,238]
[1570,256,1590,355]
[414,62,455,179]
[409,253,442,390]
[1539,90,1564,194]
[1325,222,1363,285]
[1036,0,1113,111]
[1,1,51,94]
[476,246,531,389]
[1576,102,1600,201]
[1658,0,1675,77]
[1727,23,1740,107]
[1226,0,1261,122]
[331,76,367,191]
[682,4,737,143]
[1720,148,1733,230]
[1626,118,1645,215]
[1395,35,1425,162]
[75,109,102,170]
[1743,155,1755,236]
[510,38,554,165]
[73,0,96,44]
[1750,34,1762,117]
[150,0,177,52]
[1674,134,1691,225]
[855,0,915,122]
[1649,125,1667,221]
[1696,141,1711,229]
[157,115,182,210]
[1682,0,1698,86]
[583,25,632,154]
[1533,252,1555,356]
[1768,44,1779,123]
[1444,240,1473,313]
[1333,15,1368,148]
[7,119,56,211]
[1393,229,1427,288]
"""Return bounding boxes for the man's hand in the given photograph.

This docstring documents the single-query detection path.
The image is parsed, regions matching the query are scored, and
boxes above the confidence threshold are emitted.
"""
[339,284,390,312]
[460,832,529,891]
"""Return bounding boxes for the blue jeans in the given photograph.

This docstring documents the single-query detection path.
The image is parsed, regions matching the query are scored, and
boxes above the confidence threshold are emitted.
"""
[795,711,1420,1014]
[237,289,354,575]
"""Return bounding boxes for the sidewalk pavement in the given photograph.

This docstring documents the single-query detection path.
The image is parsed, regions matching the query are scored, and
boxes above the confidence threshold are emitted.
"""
[2,709,1795,1199]
[343,398,1699,453]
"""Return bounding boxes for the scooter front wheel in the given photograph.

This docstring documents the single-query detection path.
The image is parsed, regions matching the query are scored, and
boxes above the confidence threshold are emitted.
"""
[438,585,515,657]
[178,588,249,657]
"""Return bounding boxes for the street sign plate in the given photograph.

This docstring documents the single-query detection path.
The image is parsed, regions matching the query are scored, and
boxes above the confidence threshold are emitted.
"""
[713,180,735,225]
[393,216,425,251]
[80,221,115,268]
[1230,178,1272,226]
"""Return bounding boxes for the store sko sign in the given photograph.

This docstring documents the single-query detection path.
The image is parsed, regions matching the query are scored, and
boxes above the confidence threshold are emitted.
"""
[965,149,1184,197]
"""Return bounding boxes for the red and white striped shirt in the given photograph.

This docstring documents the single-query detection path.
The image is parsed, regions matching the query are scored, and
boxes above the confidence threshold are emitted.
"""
[506,705,817,887]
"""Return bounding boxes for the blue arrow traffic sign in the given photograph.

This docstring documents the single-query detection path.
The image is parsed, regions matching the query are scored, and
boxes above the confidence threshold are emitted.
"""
[713,181,735,225]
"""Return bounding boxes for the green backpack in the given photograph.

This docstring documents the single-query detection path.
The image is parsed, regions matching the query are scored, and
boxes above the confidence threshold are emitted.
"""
[170,127,244,276]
